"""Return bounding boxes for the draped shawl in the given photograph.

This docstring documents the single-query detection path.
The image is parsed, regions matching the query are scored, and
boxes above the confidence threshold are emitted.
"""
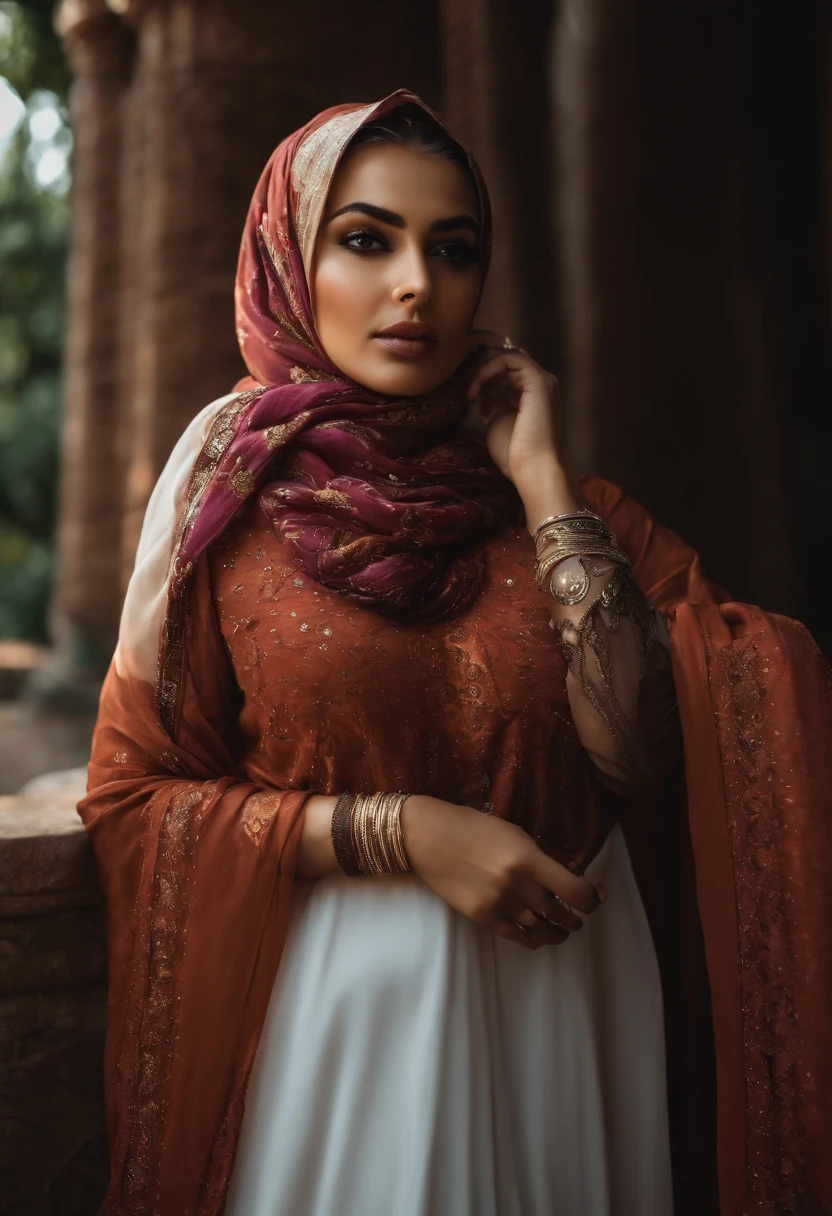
[80,90,832,1216]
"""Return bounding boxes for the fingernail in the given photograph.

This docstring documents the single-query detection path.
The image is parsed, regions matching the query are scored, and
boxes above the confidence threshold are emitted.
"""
[596,883,608,904]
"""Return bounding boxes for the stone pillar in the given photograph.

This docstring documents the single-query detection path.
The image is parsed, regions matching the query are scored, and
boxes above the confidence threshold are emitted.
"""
[118,0,442,575]
[51,1,134,686]
[440,0,560,371]
[551,0,797,610]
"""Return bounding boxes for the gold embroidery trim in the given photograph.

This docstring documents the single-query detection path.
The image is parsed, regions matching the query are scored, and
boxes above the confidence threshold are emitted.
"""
[156,387,266,737]
[290,103,379,275]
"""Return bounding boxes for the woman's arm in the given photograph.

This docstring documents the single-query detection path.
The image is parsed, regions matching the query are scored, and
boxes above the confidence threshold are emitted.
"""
[296,794,340,875]
[295,791,604,950]
[468,332,680,790]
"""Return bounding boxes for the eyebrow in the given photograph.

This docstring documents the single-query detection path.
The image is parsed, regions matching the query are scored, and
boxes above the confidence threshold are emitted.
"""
[326,201,479,236]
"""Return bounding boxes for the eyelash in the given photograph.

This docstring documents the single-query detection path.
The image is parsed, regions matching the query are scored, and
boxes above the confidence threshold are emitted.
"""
[339,227,479,266]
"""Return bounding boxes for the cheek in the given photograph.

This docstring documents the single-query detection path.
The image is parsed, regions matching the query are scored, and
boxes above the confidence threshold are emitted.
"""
[313,258,377,341]
[435,272,481,338]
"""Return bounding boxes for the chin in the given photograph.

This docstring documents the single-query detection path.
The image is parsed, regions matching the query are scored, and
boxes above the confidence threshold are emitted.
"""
[357,356,463,399]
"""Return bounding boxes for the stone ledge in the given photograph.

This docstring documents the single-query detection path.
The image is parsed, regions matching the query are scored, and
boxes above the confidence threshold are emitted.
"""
[0,769,108,1214]
[0,768,100,918]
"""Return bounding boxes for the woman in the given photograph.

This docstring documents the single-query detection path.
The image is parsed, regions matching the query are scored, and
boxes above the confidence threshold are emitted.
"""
[80,91,832,1216]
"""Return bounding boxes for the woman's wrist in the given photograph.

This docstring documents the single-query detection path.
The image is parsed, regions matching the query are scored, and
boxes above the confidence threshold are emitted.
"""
[296,794,340,878]
[399,793,445,874]
[513,458,584,534]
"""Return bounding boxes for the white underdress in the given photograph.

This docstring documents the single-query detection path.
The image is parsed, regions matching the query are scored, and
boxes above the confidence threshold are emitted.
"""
[226,824,673,1216]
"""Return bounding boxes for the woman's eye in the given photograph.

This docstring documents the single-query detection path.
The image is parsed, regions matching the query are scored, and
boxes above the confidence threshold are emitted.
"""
[432,241,479,265]
[341,229,386,254]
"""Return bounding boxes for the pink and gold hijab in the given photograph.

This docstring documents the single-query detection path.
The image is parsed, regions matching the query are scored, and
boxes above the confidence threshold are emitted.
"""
[116,90,514,736]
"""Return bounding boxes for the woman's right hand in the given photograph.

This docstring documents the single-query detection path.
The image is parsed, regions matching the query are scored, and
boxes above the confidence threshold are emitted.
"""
[400,795,604,951]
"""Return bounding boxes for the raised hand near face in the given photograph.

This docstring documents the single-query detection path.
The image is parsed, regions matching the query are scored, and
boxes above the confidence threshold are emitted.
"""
[466,329,580,526]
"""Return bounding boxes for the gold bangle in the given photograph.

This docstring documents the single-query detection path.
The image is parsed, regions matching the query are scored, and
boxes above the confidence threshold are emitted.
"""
[365,792,384,875]
[376,793,401,873]
[396,794,411,871]
[350,793,366,874]
[355,792,376,876]
[536,544,627,591]
[534,524,614,557]
[374,787,394,875]
[532,510,607,546]
[387,793,411,872]
[535,521,613,551]
[350,791,414,876]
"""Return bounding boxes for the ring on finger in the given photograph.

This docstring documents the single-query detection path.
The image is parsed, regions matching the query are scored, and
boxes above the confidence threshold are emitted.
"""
[501,335,523,352]
[513,908,538,935]
[534,895,572,928]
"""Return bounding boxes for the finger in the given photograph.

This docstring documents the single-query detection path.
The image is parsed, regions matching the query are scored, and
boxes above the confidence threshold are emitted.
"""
[531,852,604,915]
[467,353,530,400]
[469,329,530,358]
[516,884,582,936]
[468,328,508,352]
[529,887,584,934]
[494,920,540,950]
[508,911,570,947]
[480,397,513,426]
[529,921,570,947]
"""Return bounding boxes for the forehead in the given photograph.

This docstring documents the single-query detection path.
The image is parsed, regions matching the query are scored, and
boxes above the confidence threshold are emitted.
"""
[325,142,479,220]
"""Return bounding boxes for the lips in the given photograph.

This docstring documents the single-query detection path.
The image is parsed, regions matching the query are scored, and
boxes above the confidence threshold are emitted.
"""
[373,321,438,358]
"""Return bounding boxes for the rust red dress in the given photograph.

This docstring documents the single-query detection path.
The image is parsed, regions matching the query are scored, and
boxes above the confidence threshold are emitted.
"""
[212,500,672,1214]
[80,473,832,1216]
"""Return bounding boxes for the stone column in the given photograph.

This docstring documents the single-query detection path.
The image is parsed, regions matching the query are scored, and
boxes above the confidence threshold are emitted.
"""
[440,0,561,371]
[51,0,134,687]
[551,0,797,610]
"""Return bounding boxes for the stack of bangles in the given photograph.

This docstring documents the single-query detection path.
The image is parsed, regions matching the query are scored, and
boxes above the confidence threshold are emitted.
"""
[532,509,630,606]
[331,791,412,877]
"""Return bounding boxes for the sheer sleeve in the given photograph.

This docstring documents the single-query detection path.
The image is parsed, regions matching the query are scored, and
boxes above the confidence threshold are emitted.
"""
[546,555,682,791]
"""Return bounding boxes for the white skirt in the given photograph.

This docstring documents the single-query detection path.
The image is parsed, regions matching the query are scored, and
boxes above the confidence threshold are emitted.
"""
[226,825,673,1216]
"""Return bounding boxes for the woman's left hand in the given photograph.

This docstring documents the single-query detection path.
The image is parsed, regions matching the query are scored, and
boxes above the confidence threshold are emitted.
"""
[467,330,568,506]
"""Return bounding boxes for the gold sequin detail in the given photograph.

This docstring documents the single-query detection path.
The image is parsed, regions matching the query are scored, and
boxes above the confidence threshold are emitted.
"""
[258,220,313,348]
[263,411,310,452]
[241,790,283,848]
[312,488,352,509]
[289,366,336,385]
[158,387,266,735]
[385,396,462,428]
[229,466,255,498]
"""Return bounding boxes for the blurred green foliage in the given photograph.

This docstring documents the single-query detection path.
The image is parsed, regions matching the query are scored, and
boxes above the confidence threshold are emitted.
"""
[0,0,70,639]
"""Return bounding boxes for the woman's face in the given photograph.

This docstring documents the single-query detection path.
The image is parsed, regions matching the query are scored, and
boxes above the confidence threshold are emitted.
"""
[310,141,483,397]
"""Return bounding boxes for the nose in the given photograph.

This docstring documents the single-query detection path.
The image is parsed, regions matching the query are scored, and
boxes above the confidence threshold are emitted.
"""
[391,245,432,307]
